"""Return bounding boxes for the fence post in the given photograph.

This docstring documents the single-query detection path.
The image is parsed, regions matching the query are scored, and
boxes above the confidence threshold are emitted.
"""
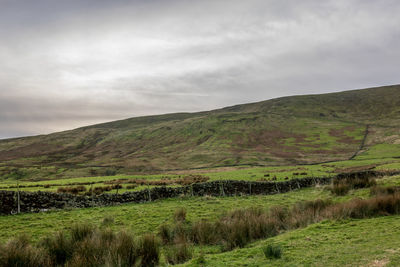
[220,182,225,197]
[148,187,152,202]
[17,181,20,214]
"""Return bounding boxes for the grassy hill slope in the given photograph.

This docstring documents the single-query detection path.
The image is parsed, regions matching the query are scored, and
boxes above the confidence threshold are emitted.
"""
[1,84,400,180]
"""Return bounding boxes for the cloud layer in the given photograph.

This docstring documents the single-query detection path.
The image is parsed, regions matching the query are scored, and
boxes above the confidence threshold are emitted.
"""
[1,0,400,138]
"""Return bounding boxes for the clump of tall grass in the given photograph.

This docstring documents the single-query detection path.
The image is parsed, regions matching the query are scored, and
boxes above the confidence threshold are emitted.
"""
[263,243,282,259]
[164,241,193,265]
[137,234,160,267]
[0,235,49,267]
[330,177,376,196]
[101,215,115,227]
[158,223,174,245]
[1,224,160,267]
[370,185,400,196]
[174,207,187,222]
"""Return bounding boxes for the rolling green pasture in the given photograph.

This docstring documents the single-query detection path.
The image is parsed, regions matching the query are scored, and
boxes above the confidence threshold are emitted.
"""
[1,150,400,194]
[182,216,400,266]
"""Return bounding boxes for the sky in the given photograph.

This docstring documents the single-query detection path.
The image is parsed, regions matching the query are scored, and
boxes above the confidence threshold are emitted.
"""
[1,0,400,139]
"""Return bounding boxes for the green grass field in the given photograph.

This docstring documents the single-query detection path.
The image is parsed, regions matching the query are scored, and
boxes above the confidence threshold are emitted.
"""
[182,215,400,266]
[1,154,399,195]
[1,175,399,266]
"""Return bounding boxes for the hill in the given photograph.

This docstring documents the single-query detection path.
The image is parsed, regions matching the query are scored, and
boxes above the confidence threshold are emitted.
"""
[1,84,400,180]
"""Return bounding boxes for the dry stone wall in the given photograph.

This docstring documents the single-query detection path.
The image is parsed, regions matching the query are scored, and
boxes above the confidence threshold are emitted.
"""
[0,171,385,215]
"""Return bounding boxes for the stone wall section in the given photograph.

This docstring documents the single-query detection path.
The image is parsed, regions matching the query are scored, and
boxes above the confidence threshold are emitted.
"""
[0,171,387,215]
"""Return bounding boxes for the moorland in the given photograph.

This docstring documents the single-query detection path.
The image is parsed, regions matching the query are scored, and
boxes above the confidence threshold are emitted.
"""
[1,84,400,266]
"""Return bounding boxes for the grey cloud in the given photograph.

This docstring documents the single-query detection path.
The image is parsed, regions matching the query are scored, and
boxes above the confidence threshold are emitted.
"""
[0,0,400,138]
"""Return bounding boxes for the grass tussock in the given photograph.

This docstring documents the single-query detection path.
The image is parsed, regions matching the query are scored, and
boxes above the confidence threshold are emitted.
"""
[174,207,187,222]
[330,177,376,196]
[0,224,160,267]
[164,241,193,265]
[137,234,160,267]
[263,243,282,259]
[0,235,49,267]
[370,185,400,196]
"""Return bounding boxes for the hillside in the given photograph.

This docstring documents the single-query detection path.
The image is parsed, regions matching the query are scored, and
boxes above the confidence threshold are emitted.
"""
[1,84,400,180]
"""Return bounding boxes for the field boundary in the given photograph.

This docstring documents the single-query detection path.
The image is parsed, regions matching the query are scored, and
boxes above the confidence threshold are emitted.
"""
[0,170,395,215]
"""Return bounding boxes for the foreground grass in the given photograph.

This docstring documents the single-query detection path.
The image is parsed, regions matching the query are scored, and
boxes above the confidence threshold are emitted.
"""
[181,215,400,266]
[1,175,400,266]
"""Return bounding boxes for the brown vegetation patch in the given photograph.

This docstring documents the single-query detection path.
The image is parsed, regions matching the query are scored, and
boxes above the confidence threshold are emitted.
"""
[335,164,378,173]
[105,175,209,187]
[329,126,360,144]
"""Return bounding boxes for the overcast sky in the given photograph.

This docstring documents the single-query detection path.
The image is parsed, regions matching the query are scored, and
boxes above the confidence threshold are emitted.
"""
[1,0,399,139]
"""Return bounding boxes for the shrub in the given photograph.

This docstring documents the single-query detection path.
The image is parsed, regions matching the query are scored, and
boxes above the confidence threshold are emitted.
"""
[137,234,160,267]
[164,242,193,265]
[263,243,282,259]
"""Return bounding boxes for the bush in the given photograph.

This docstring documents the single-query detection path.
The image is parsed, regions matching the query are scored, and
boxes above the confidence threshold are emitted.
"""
[164,242,193,265]
[263,243,282,259]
